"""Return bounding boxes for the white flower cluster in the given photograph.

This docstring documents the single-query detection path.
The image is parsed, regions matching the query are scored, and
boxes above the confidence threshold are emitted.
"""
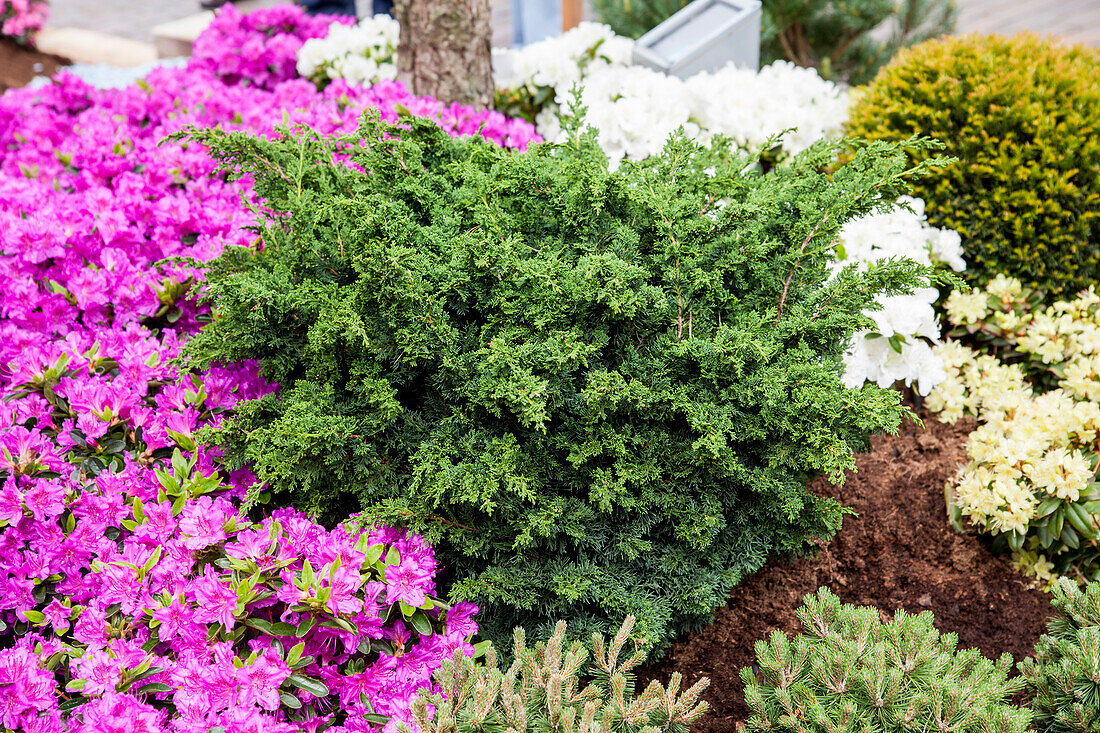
[496,21,633,107]
[927,279,1100,584]
[496,24,849,168]
[534,65,700,163]
[684,61,849,154]
[500,26,961,394]
[836,197,966,396]
[297,15,399,87]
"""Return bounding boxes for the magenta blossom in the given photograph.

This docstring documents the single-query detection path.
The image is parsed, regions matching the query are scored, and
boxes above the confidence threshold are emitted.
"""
[0,3,513,730]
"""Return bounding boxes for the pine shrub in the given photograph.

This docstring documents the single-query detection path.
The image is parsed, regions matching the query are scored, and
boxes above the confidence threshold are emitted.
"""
[848,34,1100,300]
[762,0,955,84]
[741,587,1030,733]
[590,0,688,39]
[405,616,709,733]
[1022,578,1100,733]
[592,0,954,85]
[184,112,947,655]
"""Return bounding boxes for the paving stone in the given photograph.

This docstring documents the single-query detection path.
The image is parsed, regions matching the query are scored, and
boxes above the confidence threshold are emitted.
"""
[40,0,1097,65]
[36,27,158,66]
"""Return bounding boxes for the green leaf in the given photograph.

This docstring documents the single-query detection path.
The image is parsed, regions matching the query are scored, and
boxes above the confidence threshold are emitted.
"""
[1051,507,1065,540]
[1066,503,1097,539]
[364,543,385,565]
[295,615,316,637]
[1035,498,1061,518]
[245,618,274,634]
[409,609,433,636]
[135,682,174,695]
[287,673,330,698]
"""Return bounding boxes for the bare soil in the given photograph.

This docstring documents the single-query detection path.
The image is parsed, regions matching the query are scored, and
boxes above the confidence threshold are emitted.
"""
[640,412,1051,731]
[0,38,68,93]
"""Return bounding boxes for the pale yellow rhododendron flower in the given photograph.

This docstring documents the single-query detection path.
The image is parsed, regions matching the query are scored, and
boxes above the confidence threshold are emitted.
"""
[944,290,989,326]
[929,277,1100,579]
[1062,356,1100,401]
[1012,549,1057,588]
[1027,447,1092,502]
[986,274,1023,302]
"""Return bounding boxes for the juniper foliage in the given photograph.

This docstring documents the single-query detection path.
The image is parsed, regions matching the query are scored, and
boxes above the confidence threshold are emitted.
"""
[184,112,947,655]
[1022,578,1100,733]
[404,616,708,733]
[741,588,1030,733]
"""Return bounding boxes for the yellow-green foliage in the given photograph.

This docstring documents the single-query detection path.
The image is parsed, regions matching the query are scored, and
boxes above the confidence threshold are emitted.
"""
[406,616,709,733]
[848,34,1100,300]
[1021,579,1100,733]
[741,588,1029,733]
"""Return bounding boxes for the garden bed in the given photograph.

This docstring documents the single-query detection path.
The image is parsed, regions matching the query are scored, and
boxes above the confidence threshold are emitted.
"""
[641,410,1052,731]
[0,37,67,91]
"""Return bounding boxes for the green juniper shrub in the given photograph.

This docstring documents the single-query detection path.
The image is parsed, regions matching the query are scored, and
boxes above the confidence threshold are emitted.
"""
[741,587,1030,733]
[1021,578,1100,733]
[183,111,949,656]
[848,34,1100,300]
[404,616,708,733]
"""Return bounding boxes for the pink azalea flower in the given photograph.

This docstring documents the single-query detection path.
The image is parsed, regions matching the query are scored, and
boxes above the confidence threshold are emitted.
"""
[151,599,194,642]
[190,566,239,630]
[0,482,23,524]
[0,3,519,726]
[384,557,432,608]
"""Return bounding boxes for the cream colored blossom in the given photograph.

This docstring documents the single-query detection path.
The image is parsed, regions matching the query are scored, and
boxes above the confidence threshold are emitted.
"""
[986,274,1023,302]
[944,290,989,326]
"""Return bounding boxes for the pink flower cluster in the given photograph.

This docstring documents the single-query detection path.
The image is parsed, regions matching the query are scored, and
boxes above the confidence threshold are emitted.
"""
[190,4,353,91]
[0,7,537,731]
[1,0,48,46]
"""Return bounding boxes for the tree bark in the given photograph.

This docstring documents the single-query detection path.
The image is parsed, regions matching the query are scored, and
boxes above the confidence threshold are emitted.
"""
[393,0,494,109]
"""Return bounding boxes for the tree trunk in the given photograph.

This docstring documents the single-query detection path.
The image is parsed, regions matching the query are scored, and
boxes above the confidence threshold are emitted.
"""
[393,0,494,109]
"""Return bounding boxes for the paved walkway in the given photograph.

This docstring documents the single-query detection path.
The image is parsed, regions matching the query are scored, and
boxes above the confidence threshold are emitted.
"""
[957,0,1100,45]
[46,0,515,47]
[42,0,1098,50]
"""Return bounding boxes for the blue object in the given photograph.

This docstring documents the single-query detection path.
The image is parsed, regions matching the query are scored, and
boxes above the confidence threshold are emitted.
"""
[297,0,392,17]
[512,0,560,47]
[299,0,357,15]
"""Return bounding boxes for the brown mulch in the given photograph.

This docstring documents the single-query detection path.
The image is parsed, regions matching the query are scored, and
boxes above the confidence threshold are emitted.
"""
[0,38,68,93]
[640,412,1052,732]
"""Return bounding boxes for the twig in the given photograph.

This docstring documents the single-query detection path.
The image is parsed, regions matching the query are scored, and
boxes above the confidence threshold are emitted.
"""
[394,510,478,533]
[776,214,828,322]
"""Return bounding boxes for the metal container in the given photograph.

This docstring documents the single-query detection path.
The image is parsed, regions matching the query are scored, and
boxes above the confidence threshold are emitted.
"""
[632,0,762,78]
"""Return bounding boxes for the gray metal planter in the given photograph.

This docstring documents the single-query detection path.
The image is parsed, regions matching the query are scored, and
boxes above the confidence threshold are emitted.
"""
[632,0,762,77]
